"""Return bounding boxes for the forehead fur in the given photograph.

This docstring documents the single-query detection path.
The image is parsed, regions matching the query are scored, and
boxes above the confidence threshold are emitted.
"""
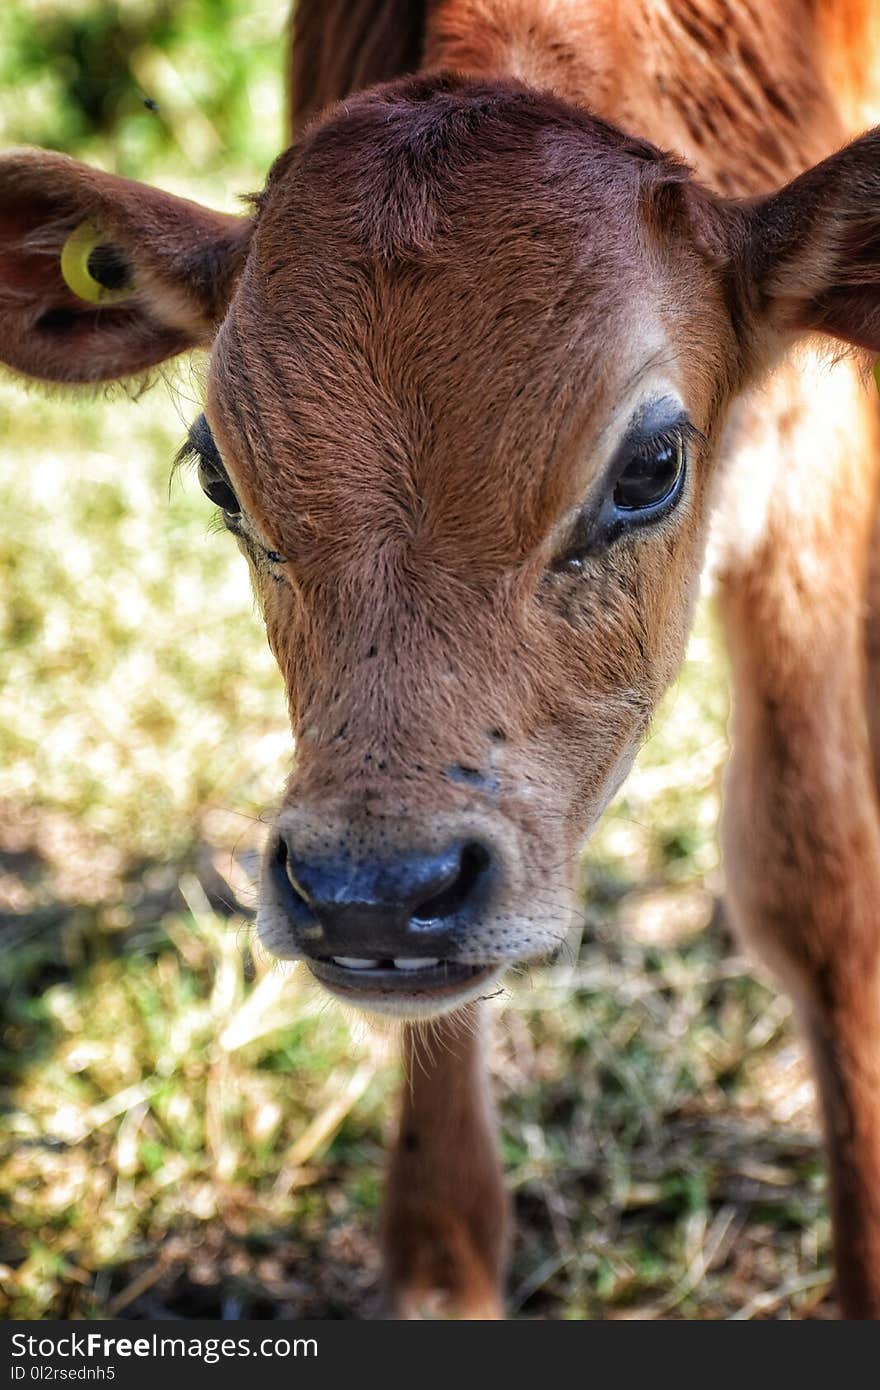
[254,74,692,264]
[210,76,727,574]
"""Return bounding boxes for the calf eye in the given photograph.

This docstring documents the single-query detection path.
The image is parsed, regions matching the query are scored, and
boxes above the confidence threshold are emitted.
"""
[613,431,685,513]
[174,413,243,520]
[198,464,241,518]
[551,414,700,571]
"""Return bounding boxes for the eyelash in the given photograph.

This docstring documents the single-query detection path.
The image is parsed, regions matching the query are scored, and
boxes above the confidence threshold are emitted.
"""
[173,415,223,476]
[630,421,701,464]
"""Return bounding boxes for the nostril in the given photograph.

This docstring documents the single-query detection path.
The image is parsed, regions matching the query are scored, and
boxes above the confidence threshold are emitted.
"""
[273,835,315,914]
[410,841,492,925]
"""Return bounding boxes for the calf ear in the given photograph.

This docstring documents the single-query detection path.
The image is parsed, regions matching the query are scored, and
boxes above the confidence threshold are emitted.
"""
[741,128,880,356]
[0,148,252,384]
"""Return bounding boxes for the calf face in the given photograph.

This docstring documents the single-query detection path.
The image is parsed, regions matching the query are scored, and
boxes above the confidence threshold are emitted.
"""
[3,77,880,1016]
[213,82,736,1014]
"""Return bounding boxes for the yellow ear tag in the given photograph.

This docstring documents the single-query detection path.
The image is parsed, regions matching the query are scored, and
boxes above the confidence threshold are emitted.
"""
[875,361,880,398]
[60,221,135,304]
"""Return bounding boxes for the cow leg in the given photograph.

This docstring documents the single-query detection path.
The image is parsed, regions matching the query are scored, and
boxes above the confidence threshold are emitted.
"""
[381,1003,510,1318]
[718,368,880,1317]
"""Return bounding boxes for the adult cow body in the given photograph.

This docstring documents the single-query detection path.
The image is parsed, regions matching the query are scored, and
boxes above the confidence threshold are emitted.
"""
[3,0,880,1317]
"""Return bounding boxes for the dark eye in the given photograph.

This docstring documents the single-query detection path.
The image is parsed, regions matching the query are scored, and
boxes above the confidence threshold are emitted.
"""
[181,415,241,518]
[199,465,241,517]
[613,432,685,513]
[551,416,697,572]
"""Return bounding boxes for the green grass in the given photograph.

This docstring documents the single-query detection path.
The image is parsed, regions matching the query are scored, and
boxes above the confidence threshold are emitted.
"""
[0,1,834,1322]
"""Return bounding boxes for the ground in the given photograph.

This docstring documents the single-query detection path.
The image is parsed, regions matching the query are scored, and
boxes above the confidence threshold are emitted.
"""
[0,0,835,1322]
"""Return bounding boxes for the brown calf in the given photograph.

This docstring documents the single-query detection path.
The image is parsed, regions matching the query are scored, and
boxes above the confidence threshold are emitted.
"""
[3,0,880,1317]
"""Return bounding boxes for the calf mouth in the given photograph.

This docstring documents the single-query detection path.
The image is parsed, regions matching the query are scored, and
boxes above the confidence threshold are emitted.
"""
[305,954,502,1015]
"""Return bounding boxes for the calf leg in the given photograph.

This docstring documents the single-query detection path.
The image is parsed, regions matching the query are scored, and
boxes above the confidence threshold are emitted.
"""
[718,374,880,1316]
[722,582,880,1315]
[381,1003,510,1318]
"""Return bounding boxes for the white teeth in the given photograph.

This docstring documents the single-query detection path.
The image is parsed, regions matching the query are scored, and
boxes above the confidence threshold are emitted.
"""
[393,958,440,971]
[333,957,378,970]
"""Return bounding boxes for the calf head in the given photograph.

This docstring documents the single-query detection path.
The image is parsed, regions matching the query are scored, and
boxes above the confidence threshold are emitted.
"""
[4,78,880,1016]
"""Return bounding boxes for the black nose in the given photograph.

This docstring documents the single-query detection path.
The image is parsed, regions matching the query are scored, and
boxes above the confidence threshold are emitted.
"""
[272,837,495,959]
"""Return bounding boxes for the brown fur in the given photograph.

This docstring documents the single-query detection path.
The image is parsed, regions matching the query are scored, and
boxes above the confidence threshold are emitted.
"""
[288,0,426,137]
[384,1008,509,1318]
[2,0,880,1317]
